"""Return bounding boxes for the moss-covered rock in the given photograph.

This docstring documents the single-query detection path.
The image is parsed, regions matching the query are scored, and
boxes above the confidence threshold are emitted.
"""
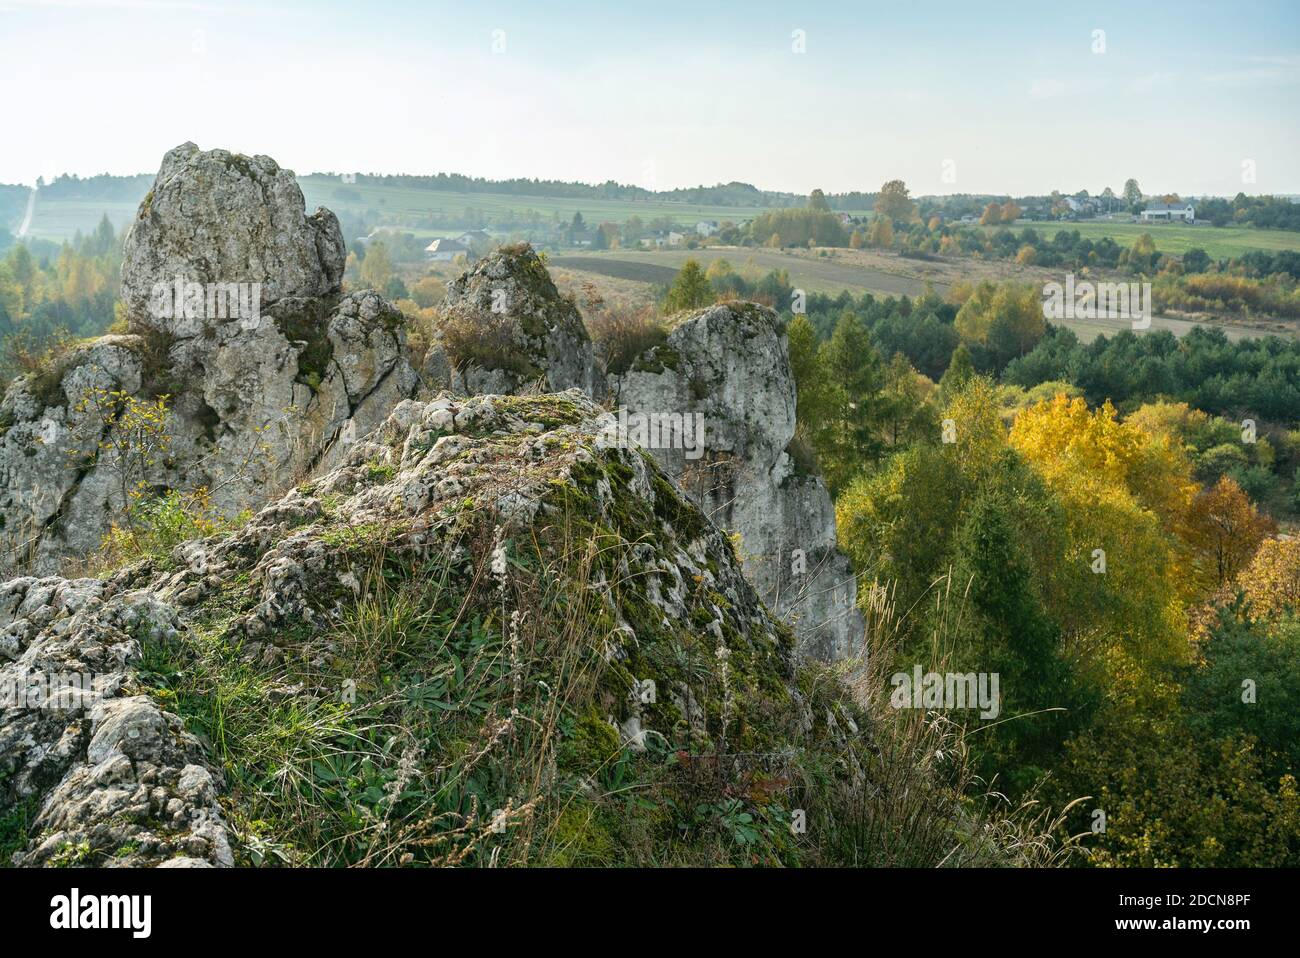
[0,389,882,868]
[437,244,606,399]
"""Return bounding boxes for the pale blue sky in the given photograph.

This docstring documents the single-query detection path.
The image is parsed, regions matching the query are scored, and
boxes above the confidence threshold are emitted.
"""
[1,0,1297,195]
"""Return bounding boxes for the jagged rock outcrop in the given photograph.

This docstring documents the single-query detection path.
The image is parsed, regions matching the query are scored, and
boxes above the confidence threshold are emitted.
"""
[0,144,417,574]
[0,336,147,569]
[432,244,605,399]
[120,142,346,328]
[0,576,231,867]
[1,390,855,866]
[426,248,860,660]
[608,303,863,661]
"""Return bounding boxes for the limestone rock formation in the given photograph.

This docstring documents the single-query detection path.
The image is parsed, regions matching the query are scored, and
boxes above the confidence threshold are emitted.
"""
[119,142,346,330]
[427,248,860,660]
[608,303,864,661]
[0,145,417,574]
[435,244,605,399]
[1,390,853,866]
[0,336,148,569]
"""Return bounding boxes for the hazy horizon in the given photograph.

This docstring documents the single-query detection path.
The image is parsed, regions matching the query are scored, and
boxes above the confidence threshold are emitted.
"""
[15,158,1300,204]
[2,0,1298,196]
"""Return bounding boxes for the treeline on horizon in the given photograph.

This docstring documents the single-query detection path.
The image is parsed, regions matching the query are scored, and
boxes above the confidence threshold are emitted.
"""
[8,168,1299,231]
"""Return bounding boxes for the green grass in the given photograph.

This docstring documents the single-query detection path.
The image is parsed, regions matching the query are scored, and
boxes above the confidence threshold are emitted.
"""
[986,220,1300,259]
[134,543,514,867]
[0,792,41,863]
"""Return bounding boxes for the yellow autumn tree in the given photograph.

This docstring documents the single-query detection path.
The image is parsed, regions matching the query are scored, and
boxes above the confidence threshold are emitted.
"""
[359,241,393,290]
[1125,400,1208,446]
[835,376,1006,613]
[866,216,893,249]
[1185,476,1275,588]
[1236,536,1300,621]
[1009,394,1200,667]
[941,374,1006,476]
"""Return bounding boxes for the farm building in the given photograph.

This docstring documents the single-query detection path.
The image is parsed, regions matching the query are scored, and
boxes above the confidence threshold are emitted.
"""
[1140,202,1195,222]
[425,237,471,261]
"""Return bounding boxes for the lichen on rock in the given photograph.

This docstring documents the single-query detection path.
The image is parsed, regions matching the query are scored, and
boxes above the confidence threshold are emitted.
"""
[120,142,345,330]
[0,144,417,574]
[0,576,231,867]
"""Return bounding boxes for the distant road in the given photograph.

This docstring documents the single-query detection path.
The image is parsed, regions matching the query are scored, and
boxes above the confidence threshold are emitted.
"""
[16,187,35,238]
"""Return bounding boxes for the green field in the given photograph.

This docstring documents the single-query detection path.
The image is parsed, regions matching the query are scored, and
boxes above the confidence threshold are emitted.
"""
[298,177,790,229]
[21,199,139,243]
[19,176,1300,263]
[985,220,1300,259]
[18,180,1300,268]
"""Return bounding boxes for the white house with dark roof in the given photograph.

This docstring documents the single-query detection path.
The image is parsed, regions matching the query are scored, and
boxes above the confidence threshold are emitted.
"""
[1140,202,1196,222]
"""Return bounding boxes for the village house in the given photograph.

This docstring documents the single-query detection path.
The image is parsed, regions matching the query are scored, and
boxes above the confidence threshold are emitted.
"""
[1140,202,1196,222]
[646,230,685,248]
[425,237,471,261]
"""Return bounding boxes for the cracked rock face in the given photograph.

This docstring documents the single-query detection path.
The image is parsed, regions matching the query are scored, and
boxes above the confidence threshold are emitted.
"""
[0,577,232,867]
[437,244,606,399]
[0,145,417,574]
[0,337,146,570]
[120,142,346,332]
[609,303,864,662]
